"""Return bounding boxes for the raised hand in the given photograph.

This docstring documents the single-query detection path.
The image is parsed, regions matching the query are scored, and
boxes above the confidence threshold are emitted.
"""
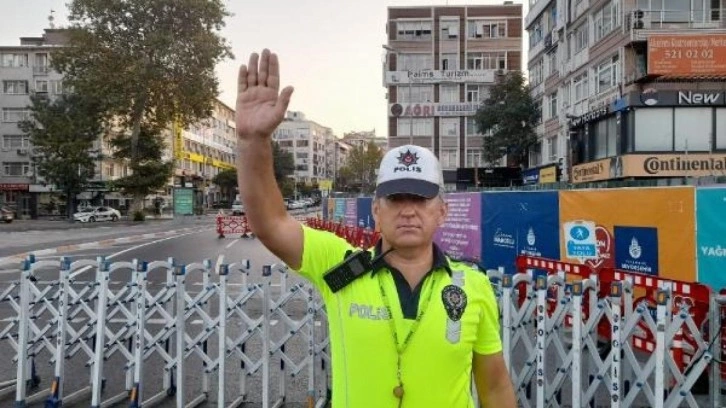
[236,49,294,140]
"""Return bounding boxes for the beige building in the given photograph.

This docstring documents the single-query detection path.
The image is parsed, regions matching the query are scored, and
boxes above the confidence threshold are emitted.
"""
[272,111,334,187]
[341,129,388,152]
[526,0,726,184]
[383,3,523,186]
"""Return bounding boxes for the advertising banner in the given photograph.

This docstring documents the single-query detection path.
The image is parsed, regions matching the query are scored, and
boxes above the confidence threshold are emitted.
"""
[481,191,561,273]
[559,187,696,281]
[571,158,616,183]
[696,188,726,290]
[385,69,494,84]
[539,165,558,183]
[356,197,374,229]
[434,192,482,263]
[333,199,346,223]
[344,199,357,227]
[173,188,194,216]
[388,102,479,117]
[647,34,726,76]
[622,154,726,178]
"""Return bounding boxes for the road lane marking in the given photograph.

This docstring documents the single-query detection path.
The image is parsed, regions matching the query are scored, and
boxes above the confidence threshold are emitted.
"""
[225,239,239,249]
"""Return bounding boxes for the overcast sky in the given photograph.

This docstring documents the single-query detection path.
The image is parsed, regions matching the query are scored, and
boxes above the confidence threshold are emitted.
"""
[1,0,527,137]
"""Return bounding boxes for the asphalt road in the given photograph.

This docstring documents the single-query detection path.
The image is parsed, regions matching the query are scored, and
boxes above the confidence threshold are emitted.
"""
[0,211,714,407]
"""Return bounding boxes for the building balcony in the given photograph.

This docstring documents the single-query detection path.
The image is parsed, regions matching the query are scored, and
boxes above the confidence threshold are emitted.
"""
[32,66,49,75]
[627,9,726,42]
[525,0,554,29]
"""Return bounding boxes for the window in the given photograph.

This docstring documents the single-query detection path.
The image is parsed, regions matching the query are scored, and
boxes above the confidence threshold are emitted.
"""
[396,20,433,40]
[465,85,489,103]
[466,52,507,70]
[0,53,29,67]
[296,152,309,159]
[545,136,559,162]
[35,80,48,93]
[34,53,48,73]
[50,80,64,94]
[440,85,459,103]
[440,20,460,38]
[635,108,673,151]
[529,59,544,86]
[397,85,433,103]
[594,0,620,41]
[466,117,483,135]
[596,54,619,93]
[440,149,458,170]
[468,20,507,38]
[3,81,28,94]
[466,149,485,167]
[3,162,30,177]
[296,140,309,147]
[548,92,558,119]
[529,19,543,48]
[718,109,726,149]
[2,108,31,122]
[397,118,434,136]
[397,53,433,71]
[2,135,30,149]
[441,53,458,70]
[547,52,558,76]
[675,108,712,151]
[573,73,588,102]
[573,24,588,53]
[440,118,459,136]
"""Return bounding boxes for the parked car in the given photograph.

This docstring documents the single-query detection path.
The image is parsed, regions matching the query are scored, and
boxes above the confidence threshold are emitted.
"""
[73,206,121,223]
[1,207,13,223]
[231,200,245,216]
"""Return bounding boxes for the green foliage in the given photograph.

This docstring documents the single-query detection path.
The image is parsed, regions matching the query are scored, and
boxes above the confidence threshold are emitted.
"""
[337,141,383,194]
[108,125,173,197]
[51,0,233,206]
[18,93,105,219]
[212,168,237,203]
[132,210,145,221]
[272,141,295,187]
[474,71,540,167]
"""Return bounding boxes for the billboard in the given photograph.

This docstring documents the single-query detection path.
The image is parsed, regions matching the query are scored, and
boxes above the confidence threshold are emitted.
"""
[481,191,561,273]
[388,102,479,117]
[356,197,374,229]
[385,69,494,84]
[333,199,346,222]
[571,158,616,183]
[648,34,726,76]
[696,188,726,290]
[622,154,726,178]
[344,199,357,227]
[559,187,696,281]
[434,192,482,262]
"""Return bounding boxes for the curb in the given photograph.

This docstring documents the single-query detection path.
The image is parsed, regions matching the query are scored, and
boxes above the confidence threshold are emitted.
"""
[0,225,214,267]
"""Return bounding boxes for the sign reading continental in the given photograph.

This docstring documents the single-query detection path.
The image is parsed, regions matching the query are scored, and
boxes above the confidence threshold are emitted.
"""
[389,102,479,117]
[624,154,726,177]
[571,158,612,183]
[385,69,494,84]
[648,34,726,76]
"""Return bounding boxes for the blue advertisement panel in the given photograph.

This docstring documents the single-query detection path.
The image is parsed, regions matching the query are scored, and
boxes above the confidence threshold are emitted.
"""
[321,197,328,220]
[481,191,560,273]
[697,188,726,290]
[333,199,346,222]
[356,197,374,229]
[344,199,357,227]
[614,226,659,276]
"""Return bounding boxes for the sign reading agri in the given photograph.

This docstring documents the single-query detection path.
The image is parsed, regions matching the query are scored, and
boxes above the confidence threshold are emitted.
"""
[434,192,482,262]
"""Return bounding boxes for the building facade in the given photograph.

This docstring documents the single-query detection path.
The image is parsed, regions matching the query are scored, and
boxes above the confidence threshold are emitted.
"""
[0,29,72,217]
[383,3,523,186]
[272,111,334,187]
[341,129,389,152]
[526,0,726,185]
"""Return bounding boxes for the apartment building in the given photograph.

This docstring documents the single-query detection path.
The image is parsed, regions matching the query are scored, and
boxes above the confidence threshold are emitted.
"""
[341,129,389,152]
[0,29,72,217]
[383,3,523,186]
[526,0,726,184]
[167,99,237,208]
[272,111,334,187]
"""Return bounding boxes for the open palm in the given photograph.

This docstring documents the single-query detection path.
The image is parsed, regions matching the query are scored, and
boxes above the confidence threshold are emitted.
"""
[236,49,294,139]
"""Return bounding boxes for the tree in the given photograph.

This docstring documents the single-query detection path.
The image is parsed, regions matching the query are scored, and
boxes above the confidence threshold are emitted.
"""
[212,168,237,204]
[272,141,294,194]
[52,0,233,209]
[108,124,174,207]
[474,71,540,168]
[18,94,105,220]
[337,141,383,194]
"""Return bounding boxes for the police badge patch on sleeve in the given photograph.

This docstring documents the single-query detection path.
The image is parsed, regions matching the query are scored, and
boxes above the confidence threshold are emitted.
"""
[441,285,468,344]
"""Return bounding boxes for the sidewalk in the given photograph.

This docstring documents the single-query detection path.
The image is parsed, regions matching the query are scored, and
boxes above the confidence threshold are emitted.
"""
[0,214,205,233]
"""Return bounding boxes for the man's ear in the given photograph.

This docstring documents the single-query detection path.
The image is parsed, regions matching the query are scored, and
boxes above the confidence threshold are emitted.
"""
[372,198,380,224]
[438,198,448,227]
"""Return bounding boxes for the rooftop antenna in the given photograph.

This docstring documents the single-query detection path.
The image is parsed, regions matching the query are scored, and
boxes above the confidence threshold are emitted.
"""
[48,9,56,28]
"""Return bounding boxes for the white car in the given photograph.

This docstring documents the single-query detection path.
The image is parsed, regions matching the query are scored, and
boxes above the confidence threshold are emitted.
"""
[73,206,121,223]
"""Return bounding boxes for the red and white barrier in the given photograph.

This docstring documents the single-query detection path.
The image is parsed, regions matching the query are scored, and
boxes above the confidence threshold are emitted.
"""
[216,215,253,239]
